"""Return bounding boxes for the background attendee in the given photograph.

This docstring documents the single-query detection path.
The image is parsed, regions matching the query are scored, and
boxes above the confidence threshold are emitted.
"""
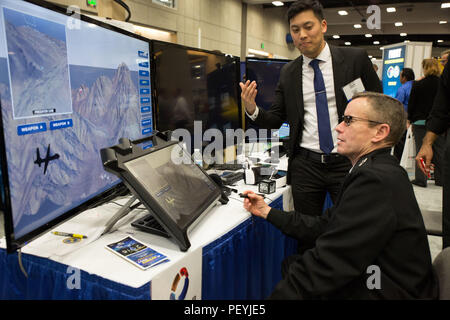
[373,63,378,73]
[239,0,381,223]
[408,59,443,187]
[373,63,382,88]
[396,68,415,112]
[416,62,450,249]
[243,92,438,300]
[393,67,415,161]
[440,49,450,67]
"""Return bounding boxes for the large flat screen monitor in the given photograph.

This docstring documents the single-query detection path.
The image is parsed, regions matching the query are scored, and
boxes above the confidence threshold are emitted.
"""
[101,138,222,251]
[152,41,242,151]
[245,57,291,141]
[0,0,154,252]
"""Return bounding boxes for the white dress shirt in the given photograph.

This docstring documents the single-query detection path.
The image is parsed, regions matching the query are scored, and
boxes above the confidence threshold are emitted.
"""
[246,43,339,153]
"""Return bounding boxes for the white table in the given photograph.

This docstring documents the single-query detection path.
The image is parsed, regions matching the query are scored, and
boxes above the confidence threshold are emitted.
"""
[0,177,296,300]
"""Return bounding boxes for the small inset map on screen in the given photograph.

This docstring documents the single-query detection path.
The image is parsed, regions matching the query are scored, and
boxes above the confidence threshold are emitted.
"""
[3,7,73,119]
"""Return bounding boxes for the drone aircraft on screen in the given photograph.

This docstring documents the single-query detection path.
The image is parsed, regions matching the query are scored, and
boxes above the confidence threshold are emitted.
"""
[34,144,60,175]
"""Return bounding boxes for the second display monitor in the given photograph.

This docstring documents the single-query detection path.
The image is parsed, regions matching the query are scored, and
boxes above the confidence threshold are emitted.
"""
[152,41,242,139]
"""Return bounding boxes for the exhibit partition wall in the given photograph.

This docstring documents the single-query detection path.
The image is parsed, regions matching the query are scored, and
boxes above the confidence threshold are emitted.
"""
[0,0,154,252]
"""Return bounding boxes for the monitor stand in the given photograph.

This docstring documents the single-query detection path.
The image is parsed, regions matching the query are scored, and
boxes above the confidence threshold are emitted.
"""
[101,195,170,238]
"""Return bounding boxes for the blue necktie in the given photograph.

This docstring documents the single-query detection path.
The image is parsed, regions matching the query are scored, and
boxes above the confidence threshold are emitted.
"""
[309,59,334,154]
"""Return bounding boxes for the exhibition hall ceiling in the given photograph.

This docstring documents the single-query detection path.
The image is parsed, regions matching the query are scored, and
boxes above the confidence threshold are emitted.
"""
[242,0,450,50]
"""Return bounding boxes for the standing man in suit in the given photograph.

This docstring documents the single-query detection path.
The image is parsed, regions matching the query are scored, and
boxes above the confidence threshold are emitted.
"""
[240,0,382,217]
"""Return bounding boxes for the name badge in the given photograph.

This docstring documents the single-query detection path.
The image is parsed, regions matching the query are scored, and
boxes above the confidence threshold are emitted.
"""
[342,78,365,101]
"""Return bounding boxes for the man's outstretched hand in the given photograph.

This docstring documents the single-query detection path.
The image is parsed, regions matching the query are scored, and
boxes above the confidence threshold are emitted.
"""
[242,190,271,219]
[239,80,258,115]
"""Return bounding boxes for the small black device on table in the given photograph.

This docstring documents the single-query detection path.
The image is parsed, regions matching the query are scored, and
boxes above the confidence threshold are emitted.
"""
[221,171,245,185]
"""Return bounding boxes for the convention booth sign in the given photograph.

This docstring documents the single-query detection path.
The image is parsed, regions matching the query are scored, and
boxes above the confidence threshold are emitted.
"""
[382,45,405,97]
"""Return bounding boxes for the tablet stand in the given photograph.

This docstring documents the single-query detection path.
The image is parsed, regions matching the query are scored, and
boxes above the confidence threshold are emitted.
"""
[101,195,139,236]
[101,194,170,238]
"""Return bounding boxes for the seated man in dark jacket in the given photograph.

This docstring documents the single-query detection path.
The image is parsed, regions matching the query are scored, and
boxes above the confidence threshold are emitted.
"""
[243,92,438,299]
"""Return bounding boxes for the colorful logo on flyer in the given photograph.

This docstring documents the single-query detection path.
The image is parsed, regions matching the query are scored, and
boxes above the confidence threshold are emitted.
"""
[170,267,189,300]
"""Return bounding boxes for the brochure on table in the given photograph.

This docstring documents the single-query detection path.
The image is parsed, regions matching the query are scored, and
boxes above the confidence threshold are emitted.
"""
[106,236,169,270]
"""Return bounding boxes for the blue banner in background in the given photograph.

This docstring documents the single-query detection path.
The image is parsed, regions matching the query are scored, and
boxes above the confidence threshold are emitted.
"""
[382,45,405,98]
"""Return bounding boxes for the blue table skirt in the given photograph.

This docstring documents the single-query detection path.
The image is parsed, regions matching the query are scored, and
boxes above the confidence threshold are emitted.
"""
[0,196,298,299]
[202,195,298,300]
[0,249,150,299]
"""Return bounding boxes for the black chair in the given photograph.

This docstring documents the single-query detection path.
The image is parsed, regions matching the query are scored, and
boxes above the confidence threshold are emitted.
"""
[433,247,450,299]
[421,209,443,236]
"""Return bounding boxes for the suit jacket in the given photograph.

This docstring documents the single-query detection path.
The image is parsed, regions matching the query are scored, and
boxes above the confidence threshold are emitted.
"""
[252,45,382,182]
[427,63,450,134]
[266,148,438,299]
[427,62,450,134]
[408,75,440,123]
[426,63,450,249]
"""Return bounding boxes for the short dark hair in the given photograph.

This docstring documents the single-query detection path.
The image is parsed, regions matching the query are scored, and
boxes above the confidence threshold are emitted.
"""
[287,0,324,24]
[352,92,407,146]
[401,68,415,81]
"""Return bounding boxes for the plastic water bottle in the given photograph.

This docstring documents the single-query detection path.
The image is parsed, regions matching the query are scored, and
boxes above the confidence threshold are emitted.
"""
[193,149,203,167]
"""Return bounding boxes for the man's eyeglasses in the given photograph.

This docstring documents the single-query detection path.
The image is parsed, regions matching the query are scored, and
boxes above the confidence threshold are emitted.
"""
[340,115,383,127]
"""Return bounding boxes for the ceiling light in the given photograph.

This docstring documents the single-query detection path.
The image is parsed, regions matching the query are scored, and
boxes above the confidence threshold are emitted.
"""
[400,33,407,36]
[404,40,410,43]
[380,47,384,50]
[333,35,340,39]
[354,24,362,29]
[373,41,380,45]
[272,1,284,6]
[439,21,448,24]
[441,3,450,8]
[386,7,396,13]
[395,22,403,27]
[345,42,351,46]
[365,34,372,38]
[369,55,373,58]
[248,48,269,57]
[338,10,348,15]
[438,40,444,43]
